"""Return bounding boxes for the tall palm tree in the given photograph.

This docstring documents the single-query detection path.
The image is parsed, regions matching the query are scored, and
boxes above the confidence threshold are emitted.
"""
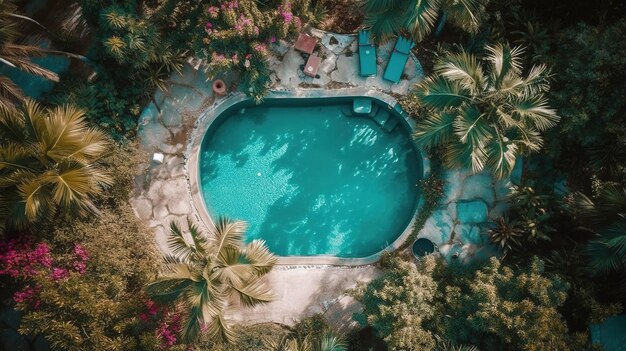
[146,217,278,344]
[412,43,559,179]
[361,0,487,43]
[0,0,59,109]
[265,331,347,351]
[0,99,112,231]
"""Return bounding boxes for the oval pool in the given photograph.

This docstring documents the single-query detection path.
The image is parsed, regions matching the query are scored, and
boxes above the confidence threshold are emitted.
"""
[197,97,423,258]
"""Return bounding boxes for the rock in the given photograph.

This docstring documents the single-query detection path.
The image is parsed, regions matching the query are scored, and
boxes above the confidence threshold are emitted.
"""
[417,209,454,245]
[171,64,197,85]
[456,200,489,223]
[165,156,186,177]
[138,119,170,151]
[456,224,485,245]
[160,102,183,127]
[461,173,495,205]
[168,197,191,215]
[152,203,169,219]
[130,198,153,221]
[441,170,465,204]
[138,102,159,126]
[274,49,304,89]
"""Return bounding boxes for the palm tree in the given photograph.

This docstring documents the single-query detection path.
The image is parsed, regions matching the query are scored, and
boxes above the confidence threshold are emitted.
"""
[146,217,278,344]
[0,0,59,109]
[0,99,112,231]
[412,43,559,179]
[361,0,487,43]
[265,331,347,351]
[570,185,626,276]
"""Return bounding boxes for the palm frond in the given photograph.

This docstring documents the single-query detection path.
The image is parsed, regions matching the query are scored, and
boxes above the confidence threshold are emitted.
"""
[404,0,441,42]
[212,218,247,256]
[244,239,278,276]
[318,331,347,351]
[413,111,456,150]
[415,76,472,108]
[363,9,403,43]
[508,95,559,131]
[3,57,59,82]
[452,105,492,147]
[442,0,485,34]
[485,136,518,180]
[486,43,524,86]
[167,220,199,262]
[145,277,193,304]
[435,51,485,93]
[231,278,274,307]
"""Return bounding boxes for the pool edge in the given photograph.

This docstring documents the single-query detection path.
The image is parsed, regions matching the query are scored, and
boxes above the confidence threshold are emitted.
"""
[186,88,430,266]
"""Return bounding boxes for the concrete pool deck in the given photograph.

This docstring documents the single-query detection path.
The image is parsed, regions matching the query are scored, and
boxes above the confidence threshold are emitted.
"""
[131,29,511,328]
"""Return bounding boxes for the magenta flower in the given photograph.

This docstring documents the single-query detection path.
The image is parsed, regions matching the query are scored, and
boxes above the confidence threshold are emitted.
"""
[51,267,68,280]
[270,36,277,43]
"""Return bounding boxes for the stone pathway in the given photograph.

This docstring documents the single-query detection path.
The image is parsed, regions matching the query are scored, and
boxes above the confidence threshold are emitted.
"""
[131,29,508,328]
[417,164,522,264]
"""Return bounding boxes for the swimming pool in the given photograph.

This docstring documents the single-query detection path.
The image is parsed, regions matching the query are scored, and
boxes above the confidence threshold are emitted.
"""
[196,96,423,258]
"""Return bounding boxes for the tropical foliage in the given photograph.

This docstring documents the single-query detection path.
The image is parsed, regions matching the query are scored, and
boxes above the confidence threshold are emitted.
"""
[146,217,278,344]
[569,184,626,277]
[195,0,322,101]
[353,255,588,351]
[0,100,111,231]
[351,255,439,350]
[0,0,58,109]
[362,0,489,43]
[0,146,181,351]
[411,43,558,178]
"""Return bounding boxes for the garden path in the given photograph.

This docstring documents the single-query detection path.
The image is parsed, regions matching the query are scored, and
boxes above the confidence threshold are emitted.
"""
[131,29,513,328]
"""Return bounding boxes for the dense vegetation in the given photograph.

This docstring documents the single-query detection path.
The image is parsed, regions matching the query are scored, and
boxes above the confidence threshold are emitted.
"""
[1,0,625,349]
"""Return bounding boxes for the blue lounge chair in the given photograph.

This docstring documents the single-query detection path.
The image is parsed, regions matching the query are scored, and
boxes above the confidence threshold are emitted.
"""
[358,30,377,77]
[383,36,415,83]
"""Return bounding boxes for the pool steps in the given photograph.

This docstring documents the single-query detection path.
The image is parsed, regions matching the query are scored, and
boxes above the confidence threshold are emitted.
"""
[341,98,399,132]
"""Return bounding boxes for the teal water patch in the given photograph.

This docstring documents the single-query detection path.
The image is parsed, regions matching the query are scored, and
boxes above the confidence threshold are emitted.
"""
[199,100,422,257]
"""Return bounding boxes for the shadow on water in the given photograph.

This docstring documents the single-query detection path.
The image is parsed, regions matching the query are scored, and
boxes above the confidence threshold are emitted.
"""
[199,102,422,257]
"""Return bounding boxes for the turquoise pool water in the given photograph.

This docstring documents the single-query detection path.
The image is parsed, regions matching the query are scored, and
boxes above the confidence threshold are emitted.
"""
[198,98,422,257]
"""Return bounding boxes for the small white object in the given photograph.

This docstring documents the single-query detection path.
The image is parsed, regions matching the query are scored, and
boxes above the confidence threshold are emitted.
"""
[257,172,261,176]
[244,59,251,68]
[307,66,313,72]
[153,153,164,164]
[365,49,370,54]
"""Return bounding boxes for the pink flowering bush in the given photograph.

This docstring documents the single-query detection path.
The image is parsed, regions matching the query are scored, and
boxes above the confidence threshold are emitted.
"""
[0,239,90,308]
[194,0,317,100]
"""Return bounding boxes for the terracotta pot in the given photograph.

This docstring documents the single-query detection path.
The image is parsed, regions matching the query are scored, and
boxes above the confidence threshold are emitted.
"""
[212,79,227,96]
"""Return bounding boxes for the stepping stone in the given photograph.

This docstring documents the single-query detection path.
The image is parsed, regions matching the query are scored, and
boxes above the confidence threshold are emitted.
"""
[383,115,399,132]
[372,109,390,127]
[456,200,488,223]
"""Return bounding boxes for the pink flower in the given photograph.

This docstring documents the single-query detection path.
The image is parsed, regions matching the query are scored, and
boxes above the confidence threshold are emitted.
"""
[139,313,149,322]
[281,11,293,23]
[207,6,219,18]
[13,286,39,308]
[205,22,212,29]
[254,43,268,55]
[73,260,87,274]
[270,36,277,43]
[245,54,252,59]
[73,244,88,261]
[51,267,68,280]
